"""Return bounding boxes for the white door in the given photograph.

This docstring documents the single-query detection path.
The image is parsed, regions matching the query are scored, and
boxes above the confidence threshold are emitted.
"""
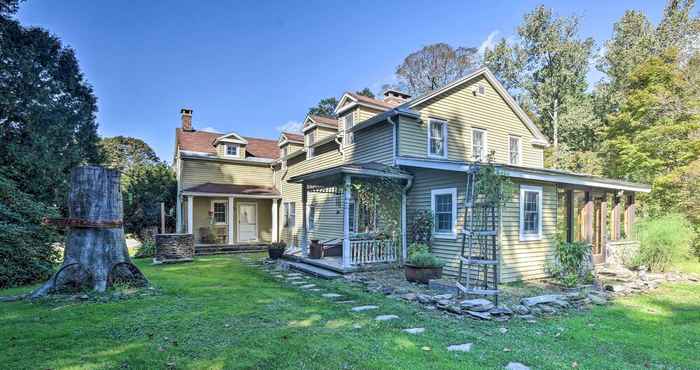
[238,203,258,242]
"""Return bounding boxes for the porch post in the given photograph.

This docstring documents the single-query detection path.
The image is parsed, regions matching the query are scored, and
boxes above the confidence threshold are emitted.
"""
[600,196,608,257]
[624,193,636,239]
[301,183,308,256]
[342,175,352,268]
[272,199,279,243]
[176,193,182,233]
[187,195,193,235]
[401,188,408,263]
[583,191,593,244]
[228,196,235,244]
[611,193,622,241]
[565,189,574,243]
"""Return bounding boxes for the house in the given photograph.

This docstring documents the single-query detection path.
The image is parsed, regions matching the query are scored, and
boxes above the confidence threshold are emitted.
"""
[172,67,650,283]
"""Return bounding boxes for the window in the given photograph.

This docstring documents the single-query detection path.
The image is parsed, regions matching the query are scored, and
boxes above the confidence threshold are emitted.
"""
[307,205,316,231]
[212,201,227,225]
[347,199,374,234]
[284,202,296,228]
[348,199,356,233]
[509,136,521,165]
[428,119,447,157]
[472,129,487,162]
[344,113,354,145]
[519,185,542,241]
[306,130,315,146]
[225,144,238,157]
[431,188,457,238]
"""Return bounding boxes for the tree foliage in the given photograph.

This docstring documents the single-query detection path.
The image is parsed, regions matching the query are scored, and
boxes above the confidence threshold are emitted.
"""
[100,136,159,173]
[395,43,479,96]
[122,163,177,237]
[355,88,375,98]
[307,97,338,118]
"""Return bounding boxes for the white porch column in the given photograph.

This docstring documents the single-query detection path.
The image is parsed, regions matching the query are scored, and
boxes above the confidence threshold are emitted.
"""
[401,190,407,263]
[187,195,193,235]
[272,199,279,242]
[301,184,308,256]
[228,196,235,244]
[342,175,352,268]
[176,193,182,233]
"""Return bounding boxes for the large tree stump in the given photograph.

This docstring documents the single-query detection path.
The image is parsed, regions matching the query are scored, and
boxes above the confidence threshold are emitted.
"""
[31,166,147,298]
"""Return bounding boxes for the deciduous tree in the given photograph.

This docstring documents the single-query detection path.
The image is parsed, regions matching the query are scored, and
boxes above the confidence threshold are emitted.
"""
[395,43,478,96]
[100,136,159,173]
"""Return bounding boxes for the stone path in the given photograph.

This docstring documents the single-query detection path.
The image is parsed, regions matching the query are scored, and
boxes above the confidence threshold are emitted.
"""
[351,305,379,312]
[375,314,399,321]
[402,328,425,334]
[447,343,473,352]
[505,362,530,370]
[322,293,342,298]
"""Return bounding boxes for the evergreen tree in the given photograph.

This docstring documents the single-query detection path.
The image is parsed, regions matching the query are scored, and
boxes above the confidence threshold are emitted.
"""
[307,97,339,118]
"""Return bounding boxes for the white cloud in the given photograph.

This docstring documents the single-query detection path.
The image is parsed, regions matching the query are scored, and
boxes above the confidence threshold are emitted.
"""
[275,120,303,133]
[478,30,500,55]
[198,126,224,133]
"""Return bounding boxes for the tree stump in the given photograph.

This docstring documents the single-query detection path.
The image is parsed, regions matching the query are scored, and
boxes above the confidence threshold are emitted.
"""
[31,166,148,298]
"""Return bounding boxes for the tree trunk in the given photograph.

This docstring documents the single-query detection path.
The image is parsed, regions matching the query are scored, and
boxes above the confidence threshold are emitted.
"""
[31,166,147,299]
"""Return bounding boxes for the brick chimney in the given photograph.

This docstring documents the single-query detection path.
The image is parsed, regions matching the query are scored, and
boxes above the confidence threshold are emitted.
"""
[383,89,411,105]
[180,108,193,131]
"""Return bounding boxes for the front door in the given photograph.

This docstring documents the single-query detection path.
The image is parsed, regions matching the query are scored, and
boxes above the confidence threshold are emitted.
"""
[238,203,258,242]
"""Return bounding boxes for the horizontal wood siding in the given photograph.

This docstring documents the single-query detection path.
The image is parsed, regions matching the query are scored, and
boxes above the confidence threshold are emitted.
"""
[345,121,394,165]
[185,197,272,243]
[399,75,544,168]
[181,158,272,190]
[356,106,384,122]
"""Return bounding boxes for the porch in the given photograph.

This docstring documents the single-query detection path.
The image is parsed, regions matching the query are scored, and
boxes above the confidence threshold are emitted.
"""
[286,163,413,272]
[177,183,282,251]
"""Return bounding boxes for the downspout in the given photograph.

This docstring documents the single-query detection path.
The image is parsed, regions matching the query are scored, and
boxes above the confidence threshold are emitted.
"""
[400,176,413,264]
[388,114,397,165]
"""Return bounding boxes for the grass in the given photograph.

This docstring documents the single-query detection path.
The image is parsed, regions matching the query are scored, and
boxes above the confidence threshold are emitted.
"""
[1,255,699,370]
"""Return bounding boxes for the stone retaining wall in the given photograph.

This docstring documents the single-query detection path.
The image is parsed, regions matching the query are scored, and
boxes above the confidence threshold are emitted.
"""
[606,240,640,267]
[155,233,194,263]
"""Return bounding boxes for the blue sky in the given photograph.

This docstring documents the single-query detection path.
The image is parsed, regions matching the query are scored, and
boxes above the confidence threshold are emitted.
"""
[17,1,672,163]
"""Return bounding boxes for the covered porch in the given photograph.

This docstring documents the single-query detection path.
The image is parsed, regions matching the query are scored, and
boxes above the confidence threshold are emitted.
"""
[177,183,282,251]
[287,163,413,272]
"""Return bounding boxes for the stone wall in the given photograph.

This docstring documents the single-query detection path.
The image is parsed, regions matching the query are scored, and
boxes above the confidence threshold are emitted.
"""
[606,240,640,268]
[155,233,194,263]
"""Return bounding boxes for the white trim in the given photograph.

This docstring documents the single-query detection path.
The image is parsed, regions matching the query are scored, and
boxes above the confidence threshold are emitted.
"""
[519,185,543,241]
[227,196,235,244]
[224,143,239,158]
[431,188,457,239]
[508,135,522,166]
[272,199,279,242]
[182,191,281,199]
[407,67,549,147]
[213,132,248,145]
[427,119,448,158]
[179,152,273,165]
[186,195,193,234]
[471,128,488,162]
[211,199,228,225]
[307,204,316,231]
[237,201,258,243]
[334,93,390,115]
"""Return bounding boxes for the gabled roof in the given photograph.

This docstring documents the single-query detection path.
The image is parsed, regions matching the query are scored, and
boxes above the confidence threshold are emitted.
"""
[334,92,398,115]
[278,132,304,147]
[213,132,248,145]
[303,115,339,132]
[176,129,280,159]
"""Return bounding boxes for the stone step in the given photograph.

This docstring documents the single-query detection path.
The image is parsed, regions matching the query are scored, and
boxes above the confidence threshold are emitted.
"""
[195,245,267,256]
[286,261,342,279]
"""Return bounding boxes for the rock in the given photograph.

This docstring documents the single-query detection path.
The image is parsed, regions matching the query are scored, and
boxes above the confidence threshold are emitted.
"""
[433,293,454,301]
[512,305,529,315]
[499,327,508,334]
[416,293,433,304]
[529,306,542,315]
[460,298,494,312]
[428,279,460,294]
[381,287,395,295]
[538,304,557,314]
[291,281,305,285]
[447,343,473,352]
[490,306,513,316]
[402,327,425,334]
[287,273,302,277]
[440,304,463,315]
[375,314,399,321]
[299,284,316,289]
[521,294,564,307]
[465,310,492,320]
[518,314,536,321]
[588,294,607,305]
[351,305,379,312]
[322,293,342,298]
[400,293,417,301]
[505,362,530,370]
[436,299,452,307]
[549,299,570,309]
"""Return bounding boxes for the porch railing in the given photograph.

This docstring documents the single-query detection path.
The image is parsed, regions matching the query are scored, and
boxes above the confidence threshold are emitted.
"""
[349,239,398,265]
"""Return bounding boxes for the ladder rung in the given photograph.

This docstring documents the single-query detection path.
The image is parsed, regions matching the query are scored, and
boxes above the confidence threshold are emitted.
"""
[459,256,498,265]
[462,230,497,236]
[456,283,499,296]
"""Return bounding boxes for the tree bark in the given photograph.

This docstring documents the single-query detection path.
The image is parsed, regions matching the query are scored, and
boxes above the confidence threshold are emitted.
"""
[30,166,147,299]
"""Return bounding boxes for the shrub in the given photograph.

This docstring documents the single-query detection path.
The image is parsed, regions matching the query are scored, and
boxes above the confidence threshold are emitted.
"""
[0,173,61,288]
[547,241,592,287]
[632,214,695,272]
[270,241,287,250]
[409,210,433,246]
[134,241,156,259]
[406,243,444,268]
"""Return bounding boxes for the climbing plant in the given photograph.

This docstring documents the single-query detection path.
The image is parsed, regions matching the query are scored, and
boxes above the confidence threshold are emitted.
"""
[474,153,514,206]
[350,176,404,238]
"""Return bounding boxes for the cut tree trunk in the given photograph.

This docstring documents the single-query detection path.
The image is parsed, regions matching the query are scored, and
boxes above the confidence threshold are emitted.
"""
[30,166,147,299]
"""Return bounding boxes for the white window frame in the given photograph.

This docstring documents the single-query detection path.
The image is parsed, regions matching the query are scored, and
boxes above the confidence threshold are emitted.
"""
[307,204,316,231]
[431,188,457,239]
[211,200,228,225]
[347,199,359,234]
[283,201,296,228]
[343,113,354,147]
[225,143,239,157]
[427,119,448,158]
[519,185,543,241]
[509,135,522,166]
[306,130,315,147]
[471,128,488,162]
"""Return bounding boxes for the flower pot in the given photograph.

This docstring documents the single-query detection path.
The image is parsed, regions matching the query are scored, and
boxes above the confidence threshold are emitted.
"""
[405,264,443,284]
[268,248,284,260]
[309,240,322,259]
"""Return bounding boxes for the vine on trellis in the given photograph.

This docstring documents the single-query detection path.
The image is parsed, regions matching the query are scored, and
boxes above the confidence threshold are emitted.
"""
[349,175,404,238]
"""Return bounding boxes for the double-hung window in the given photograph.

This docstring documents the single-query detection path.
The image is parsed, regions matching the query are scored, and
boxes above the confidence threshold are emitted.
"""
[225,144,238,157]
[344,113,354,146]
[472,128,487,162]
[307,205,316,231]
[284,202,296,228]
[431,188,457,238]
[428,119,447,157]
[519,185,542,241]
[212,200,227,225]
[509,136,521,165]
[306,131,315,159]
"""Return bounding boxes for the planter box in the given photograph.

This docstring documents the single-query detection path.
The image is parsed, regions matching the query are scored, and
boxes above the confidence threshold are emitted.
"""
[405,264,443,284]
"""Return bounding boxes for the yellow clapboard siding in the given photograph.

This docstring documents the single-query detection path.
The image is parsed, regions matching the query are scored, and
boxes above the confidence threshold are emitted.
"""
[181,158,272,190]
[345,121,394,165]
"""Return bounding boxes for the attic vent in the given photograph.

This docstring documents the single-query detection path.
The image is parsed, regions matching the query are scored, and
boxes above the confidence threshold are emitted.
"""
[473,85,486,96]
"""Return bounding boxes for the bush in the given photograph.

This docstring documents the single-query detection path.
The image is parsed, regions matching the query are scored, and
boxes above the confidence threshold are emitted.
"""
[409,210,433,246]
[632,214,695,272]
[270,241,287,250]
[0,173,61,288]
[134,241,156,259]
[547,241,592,287]
[406,243,444,268]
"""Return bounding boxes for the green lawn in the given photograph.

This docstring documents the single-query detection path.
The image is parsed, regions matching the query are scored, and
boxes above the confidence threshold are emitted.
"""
[1,255,699,370]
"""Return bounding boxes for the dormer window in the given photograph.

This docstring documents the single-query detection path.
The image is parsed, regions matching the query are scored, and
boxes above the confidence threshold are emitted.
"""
[225,144,239,157]
[306,130,315,147]
[343,113,354,146]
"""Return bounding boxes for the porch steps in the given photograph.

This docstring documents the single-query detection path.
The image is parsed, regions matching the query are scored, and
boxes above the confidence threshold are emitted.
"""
[195,244,267,256]
[286,261,342,280]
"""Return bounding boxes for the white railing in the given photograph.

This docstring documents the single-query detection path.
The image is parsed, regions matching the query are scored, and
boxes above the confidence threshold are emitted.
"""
[349,239,398,265]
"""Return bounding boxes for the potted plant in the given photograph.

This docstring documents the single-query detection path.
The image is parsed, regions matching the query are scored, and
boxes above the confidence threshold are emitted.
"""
[268,241,286,260]
[405,243,444,284]
[309,239,322,259]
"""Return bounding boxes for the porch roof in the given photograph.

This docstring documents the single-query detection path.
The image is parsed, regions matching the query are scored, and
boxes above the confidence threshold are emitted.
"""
[182,183,281,198]
[287,162,413,185]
